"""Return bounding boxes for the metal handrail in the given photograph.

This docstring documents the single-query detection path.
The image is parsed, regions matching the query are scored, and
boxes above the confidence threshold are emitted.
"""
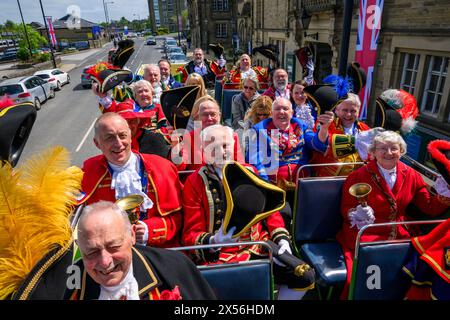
[169,240,273,263]
[296,161,366,181]
[401,154,439,182]
[354,219,446,260]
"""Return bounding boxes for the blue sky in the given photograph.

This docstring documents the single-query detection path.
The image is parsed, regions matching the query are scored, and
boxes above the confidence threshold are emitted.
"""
[0,0,150,25]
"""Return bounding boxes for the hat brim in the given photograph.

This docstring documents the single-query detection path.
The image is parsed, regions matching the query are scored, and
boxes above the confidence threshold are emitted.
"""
[303,85,343,114]
[100,70,134,93]
[112,40,135,68]
[428,139,450,185]
[160,85,200,130]
[0,102,36,167]
[221,162,286,238]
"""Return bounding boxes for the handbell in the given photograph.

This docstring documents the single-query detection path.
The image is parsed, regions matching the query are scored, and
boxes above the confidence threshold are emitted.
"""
[349,183,372,207]
[115,194,144,224]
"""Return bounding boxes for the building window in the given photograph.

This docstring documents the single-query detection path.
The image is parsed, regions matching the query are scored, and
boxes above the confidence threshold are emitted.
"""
[420,55,449,117]
[215,23,227,38]
[399,53,420,94]
[212,0,229,12]
[256,0,262,29]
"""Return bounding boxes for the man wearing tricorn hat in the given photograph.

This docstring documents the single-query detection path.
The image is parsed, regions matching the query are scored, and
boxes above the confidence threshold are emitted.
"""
[177,46,226,88]
[307,64,372,177]
[182,124,316,300]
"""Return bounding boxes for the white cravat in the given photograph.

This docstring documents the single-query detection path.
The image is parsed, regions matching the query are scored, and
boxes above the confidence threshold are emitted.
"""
[377,163,397,190]
[98,263,140,300]
[108,153,153,210]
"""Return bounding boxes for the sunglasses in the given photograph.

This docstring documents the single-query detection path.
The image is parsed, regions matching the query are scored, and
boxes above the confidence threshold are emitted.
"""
[257,113,269,117]
[243,85,256,91]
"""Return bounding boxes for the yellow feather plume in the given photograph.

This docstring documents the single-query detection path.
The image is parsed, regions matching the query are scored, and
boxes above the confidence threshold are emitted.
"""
[0,146,83,299]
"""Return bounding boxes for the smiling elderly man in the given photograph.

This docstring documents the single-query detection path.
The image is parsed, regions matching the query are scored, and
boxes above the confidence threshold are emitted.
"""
[66,201,215,300]
[79,112,182,248]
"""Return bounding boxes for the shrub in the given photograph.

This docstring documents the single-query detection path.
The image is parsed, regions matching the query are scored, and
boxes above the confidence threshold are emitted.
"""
[17,47,30,62]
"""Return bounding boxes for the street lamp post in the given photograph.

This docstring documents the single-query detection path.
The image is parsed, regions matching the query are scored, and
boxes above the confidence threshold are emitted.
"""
[133,14,141,32]
[17,0,33,59]
[103,0,114,39]
[38,0,56,68]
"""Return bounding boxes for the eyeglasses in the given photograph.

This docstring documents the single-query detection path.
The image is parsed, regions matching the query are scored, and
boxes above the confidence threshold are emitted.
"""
[243,86,256,91]
[375,146,400,153]
[257,113,269,117]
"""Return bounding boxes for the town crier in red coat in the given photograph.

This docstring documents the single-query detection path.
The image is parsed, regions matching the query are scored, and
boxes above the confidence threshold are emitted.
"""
[336,131,450,299]
[79,112,183,248]
[311,93,371,177]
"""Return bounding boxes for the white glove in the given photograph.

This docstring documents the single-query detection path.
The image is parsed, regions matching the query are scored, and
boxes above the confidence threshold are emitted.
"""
[217,57,226,68]
[435,175,450,198]
[273,239,292,267]
[348,205,375,230]
[355,128,385,161]
[210,224,238,245]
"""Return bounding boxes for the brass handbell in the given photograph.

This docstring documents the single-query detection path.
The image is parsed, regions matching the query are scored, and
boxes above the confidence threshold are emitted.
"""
[349,183,372,207]
[115,194,144,224]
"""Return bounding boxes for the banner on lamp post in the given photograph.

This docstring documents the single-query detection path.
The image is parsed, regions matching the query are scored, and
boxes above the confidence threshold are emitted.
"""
[354,0,384,120]
[46,16,57,47]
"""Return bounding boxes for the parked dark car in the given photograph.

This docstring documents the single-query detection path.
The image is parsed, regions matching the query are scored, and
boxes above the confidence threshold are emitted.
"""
[146,37,157,45]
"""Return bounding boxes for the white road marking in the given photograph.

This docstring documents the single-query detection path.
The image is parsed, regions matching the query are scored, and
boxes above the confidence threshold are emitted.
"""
[76,117,97,152]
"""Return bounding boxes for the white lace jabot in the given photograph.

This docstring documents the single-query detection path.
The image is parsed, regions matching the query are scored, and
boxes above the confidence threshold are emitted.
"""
[98,263,140,300]
[109,153,153,210]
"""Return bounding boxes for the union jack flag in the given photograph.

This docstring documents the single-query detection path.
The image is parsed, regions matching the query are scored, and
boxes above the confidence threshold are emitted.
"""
[355,0,384,120]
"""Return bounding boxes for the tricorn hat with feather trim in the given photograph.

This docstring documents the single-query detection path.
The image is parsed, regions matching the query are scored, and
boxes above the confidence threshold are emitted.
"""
[85,62,133,94]
[427,139,450,186]
[374,89,419,135]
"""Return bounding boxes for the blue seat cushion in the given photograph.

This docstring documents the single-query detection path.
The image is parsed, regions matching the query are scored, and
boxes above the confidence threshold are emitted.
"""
[199,261,272,300]
[301,242,347,286]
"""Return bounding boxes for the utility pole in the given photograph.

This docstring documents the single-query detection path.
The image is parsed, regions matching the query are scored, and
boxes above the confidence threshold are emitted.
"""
[17,0,33,59]
[175,0,181,46]
[39,0,56,68]
[338,0,354,76]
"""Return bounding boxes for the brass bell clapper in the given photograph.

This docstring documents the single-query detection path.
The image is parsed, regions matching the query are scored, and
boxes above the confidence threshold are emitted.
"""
[115,194,144,224]
[349,183,372,207]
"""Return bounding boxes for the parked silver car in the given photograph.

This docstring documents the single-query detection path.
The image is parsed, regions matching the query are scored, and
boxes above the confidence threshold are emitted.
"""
[0,75,54,110]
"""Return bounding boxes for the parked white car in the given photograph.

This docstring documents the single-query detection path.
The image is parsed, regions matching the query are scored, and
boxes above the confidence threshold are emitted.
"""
[0,75,54,110]
[34,68,70,91]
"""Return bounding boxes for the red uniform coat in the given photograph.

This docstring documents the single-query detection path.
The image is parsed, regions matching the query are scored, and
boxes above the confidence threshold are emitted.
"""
[222,66,269,90]
[312,118,370,177]
[103,98,167,131]
[181,164,289,264]
[80,153,183,248]
[336,160,449,298]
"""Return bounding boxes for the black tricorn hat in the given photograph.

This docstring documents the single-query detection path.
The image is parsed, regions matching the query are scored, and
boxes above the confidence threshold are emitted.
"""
[138,129,172,159]
[85,62,133,93]
[0,101,36,167]
[346,62,366,94]
[373,89,419,135]
[208,43,224,59]
[160,85,200,130]
[221,162,286,238]
[428,139,450,186]
[303,84,345,114]
[111,39,135,69]
[252,44,279,63]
